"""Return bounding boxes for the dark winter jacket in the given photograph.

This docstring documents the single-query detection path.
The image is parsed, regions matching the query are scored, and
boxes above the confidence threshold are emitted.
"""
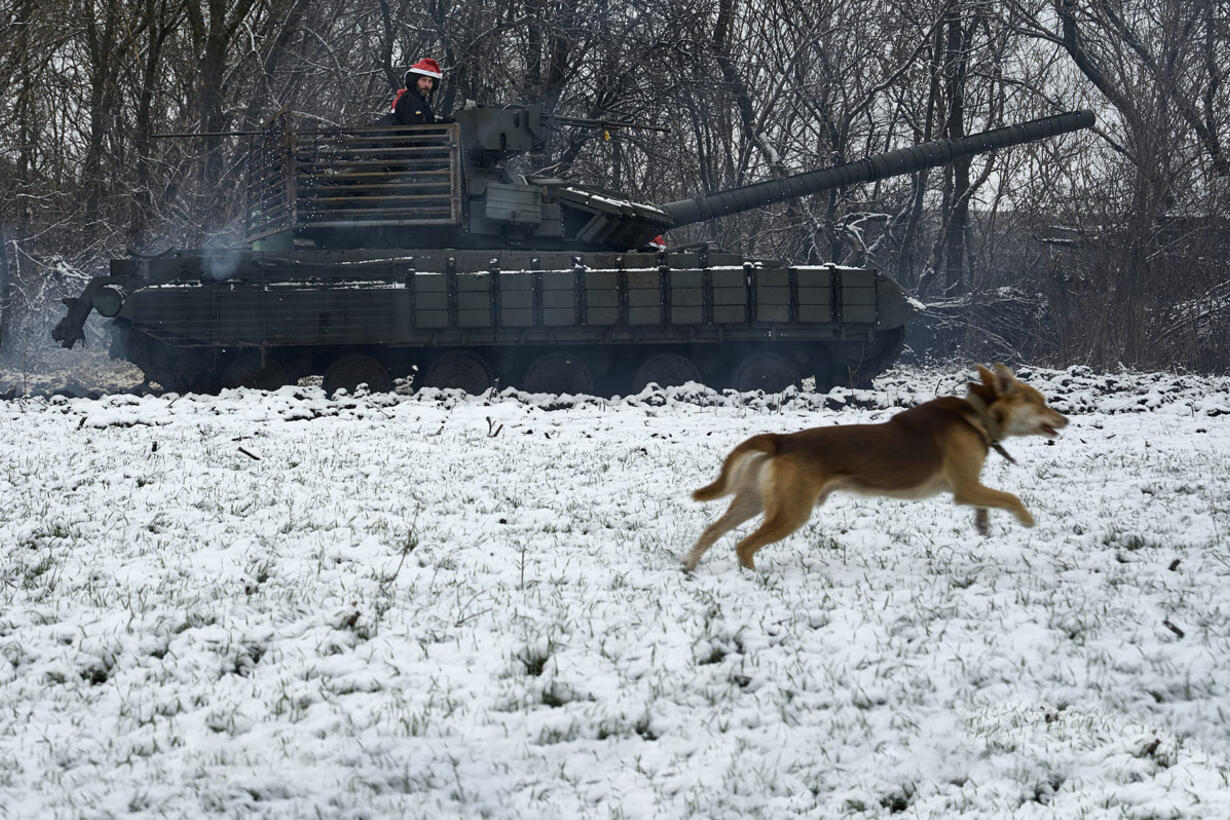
[393,87,435,125]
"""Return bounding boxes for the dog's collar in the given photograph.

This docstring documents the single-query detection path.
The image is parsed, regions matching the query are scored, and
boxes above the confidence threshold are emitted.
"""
[965,393,1017,464]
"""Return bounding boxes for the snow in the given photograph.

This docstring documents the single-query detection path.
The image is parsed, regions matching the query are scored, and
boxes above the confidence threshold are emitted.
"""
[562,187,669,215]
[2,365,1229,817]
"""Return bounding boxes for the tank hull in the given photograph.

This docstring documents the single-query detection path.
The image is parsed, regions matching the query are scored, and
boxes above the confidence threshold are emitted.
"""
[89,247,916,394]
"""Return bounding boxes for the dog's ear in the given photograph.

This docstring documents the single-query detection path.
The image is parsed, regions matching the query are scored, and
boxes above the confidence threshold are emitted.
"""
[976,364,997,389]
[992,362,1019,395]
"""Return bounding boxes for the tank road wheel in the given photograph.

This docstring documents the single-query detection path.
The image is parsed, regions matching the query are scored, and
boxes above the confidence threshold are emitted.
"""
[154,369,216,395]
[732,352,799,393]
[631,352,702,391]
[521,352,594,395]
[422,351,493,394]
[151,356,223,395]
[221,352,288,391]
[323,354,392,396]
[826,328,906,389]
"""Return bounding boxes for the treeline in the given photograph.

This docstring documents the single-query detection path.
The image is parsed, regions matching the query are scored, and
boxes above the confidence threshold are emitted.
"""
[1,0,1227,370]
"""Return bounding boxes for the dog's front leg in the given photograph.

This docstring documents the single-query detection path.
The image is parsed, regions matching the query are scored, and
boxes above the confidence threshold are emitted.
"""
[952,483,1035,528]
[974,508,989,535]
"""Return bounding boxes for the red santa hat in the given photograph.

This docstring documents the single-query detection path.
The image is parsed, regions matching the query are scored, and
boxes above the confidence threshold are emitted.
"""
[406,58,443,80]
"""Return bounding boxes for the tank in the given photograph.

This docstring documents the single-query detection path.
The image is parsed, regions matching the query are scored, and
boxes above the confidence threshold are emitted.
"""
[52,106,1094,395]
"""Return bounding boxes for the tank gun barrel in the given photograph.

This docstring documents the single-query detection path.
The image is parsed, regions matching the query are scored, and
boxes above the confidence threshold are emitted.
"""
[661,109,1095,227]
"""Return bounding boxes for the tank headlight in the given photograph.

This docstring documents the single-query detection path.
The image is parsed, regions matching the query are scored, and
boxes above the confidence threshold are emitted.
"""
[93,285,128,317]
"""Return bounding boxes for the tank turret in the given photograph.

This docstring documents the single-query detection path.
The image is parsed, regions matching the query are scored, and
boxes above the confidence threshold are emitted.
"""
[53,105,1094,396]
[242,105,1092,254]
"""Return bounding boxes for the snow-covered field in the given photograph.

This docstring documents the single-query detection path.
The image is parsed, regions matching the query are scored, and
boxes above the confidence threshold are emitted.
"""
[2,364,1229,818]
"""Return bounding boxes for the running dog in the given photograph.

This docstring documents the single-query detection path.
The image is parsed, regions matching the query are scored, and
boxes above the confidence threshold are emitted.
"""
[682,364,1068,571]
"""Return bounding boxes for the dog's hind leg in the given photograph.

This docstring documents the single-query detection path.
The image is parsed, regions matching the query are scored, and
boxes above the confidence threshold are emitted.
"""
[733,470,820,571]
[682,490,763,572]
[733,503,814,571]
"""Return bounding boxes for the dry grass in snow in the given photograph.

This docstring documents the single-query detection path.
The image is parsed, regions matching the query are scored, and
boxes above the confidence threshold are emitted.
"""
[2,365,1229,817]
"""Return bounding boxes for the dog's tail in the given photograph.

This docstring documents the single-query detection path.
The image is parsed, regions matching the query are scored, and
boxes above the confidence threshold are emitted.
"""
[692,434,779,502]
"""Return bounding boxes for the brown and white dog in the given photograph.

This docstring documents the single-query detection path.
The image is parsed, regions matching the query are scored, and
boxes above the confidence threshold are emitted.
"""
[683,364,1068,571]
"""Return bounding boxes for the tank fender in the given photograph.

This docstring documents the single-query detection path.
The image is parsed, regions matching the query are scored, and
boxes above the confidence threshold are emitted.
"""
[875,275,926,329]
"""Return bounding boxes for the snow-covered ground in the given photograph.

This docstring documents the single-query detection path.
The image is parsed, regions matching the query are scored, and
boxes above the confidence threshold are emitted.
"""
[2,364,1228,818]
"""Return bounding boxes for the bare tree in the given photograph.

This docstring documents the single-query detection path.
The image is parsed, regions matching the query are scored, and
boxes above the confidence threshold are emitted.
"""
[1009,0,1229,367]
[1,0,1225,370]
[182,0,260,230]
[0,222,11,357]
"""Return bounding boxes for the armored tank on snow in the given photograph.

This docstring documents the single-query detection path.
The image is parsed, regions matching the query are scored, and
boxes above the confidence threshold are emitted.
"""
[53,106,1094,395]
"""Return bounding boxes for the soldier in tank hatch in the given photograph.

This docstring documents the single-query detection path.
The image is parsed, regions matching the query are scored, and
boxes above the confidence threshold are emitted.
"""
[392,58,443,125]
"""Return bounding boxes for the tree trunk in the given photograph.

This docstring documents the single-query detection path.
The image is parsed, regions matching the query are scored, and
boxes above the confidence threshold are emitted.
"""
[14,0,36,182]
[0,226,11,360]
[898,17,945,291]
[185,0,259,233]
[941,6,971,296]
